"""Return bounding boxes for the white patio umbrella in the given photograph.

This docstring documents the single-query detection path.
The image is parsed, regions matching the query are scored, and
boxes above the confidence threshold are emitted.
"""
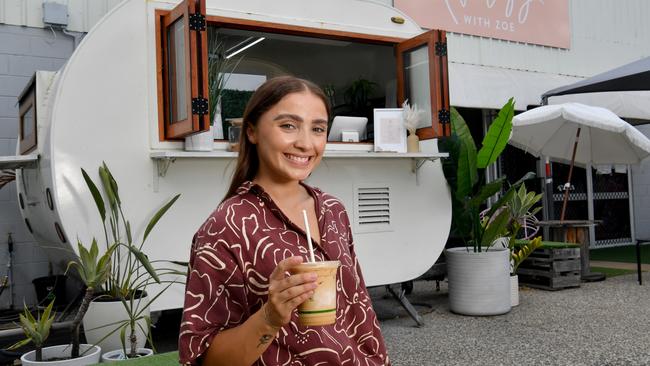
[509,102,650,220]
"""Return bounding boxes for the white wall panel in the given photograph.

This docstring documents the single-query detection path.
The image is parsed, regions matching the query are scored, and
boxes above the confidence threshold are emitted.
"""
[448,0,650,79]
[66,0,87,32]
[2,0,25,26]
[0,0,120,32]
[25,0,42,27]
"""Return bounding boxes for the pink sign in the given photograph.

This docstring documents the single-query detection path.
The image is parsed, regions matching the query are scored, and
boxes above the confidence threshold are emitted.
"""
[395,0,570,49]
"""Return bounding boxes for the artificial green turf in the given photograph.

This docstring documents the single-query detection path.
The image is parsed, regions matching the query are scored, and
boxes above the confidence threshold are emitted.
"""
[514,240,579,249]
[589,244,650,264]
[92,351,179,365]
[590,266,638,277]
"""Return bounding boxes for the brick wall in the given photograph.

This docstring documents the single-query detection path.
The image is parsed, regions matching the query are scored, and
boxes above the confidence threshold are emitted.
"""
[0,23,81,308]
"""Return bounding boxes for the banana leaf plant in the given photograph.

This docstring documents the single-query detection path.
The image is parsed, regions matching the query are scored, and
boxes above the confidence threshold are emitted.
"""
[8,300,55,361]
[440,98,535,252]
[81,162,183,358]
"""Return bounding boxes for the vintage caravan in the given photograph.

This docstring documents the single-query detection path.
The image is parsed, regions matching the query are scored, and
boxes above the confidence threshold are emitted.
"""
[8,0,451,313]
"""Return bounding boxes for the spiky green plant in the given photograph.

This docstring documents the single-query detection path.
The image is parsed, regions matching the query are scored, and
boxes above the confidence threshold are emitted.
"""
[8,300,55,361]
[81,162,182,358]
[66,239,115,358]
[208,28,243,125]
[507,184,543,241]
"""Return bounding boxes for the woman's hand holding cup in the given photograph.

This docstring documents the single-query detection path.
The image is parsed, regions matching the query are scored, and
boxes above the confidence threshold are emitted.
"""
[264,256,317,328]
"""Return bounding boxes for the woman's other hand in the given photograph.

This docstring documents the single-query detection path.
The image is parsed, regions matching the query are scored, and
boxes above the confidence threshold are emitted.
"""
[264,256,317,328]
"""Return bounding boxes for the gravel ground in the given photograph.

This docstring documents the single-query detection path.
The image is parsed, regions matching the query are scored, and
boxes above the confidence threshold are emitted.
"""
[370,273,650,366]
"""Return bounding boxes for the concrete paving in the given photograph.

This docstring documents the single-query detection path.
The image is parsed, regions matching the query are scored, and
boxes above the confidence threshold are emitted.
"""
[370,273,650,366]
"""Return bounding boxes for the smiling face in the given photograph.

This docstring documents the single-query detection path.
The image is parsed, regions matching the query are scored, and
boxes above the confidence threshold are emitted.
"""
[247,90,328,185]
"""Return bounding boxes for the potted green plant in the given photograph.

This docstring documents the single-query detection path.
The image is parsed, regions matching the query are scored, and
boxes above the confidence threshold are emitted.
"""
[79,163,181,360]
[186,28,242,150]
[505,184,544,306]
[440,98,534,316]
[8,239,114,365]
[343,78,377,118]
[66,239,115,358]
[9,300,102,365]
[509,236,542,306]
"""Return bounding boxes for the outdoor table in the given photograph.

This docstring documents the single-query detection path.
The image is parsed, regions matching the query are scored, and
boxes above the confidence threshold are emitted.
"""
[538,220,605,282]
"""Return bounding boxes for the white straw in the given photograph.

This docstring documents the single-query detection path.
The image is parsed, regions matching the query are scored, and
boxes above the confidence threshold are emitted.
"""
[302,209,316,263]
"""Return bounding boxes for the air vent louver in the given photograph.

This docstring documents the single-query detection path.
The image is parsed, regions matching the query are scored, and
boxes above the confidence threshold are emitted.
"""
[355,185,392,232]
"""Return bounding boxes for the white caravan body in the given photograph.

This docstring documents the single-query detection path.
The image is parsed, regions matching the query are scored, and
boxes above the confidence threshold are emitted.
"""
[15,0,451,311]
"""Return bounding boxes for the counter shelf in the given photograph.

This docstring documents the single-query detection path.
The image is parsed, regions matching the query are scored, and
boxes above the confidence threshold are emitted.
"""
[149,150,448,181]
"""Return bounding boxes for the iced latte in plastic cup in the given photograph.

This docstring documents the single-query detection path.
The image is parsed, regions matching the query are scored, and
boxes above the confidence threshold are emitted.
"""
[290,260,340,326]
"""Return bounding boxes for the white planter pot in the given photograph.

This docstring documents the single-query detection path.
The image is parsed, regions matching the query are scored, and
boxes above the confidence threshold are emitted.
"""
[184,125,214,151]
[101,348,153,362]
[83,296,149,353]
[446,247,512,316]
[511,274,519,307]
[21,344,101,365]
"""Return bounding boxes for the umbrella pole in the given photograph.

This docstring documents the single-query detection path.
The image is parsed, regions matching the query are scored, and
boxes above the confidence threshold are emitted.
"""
[560,128,582,221]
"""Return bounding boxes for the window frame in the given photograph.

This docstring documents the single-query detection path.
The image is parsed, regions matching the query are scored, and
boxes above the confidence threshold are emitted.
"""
[157,0,209,140]
[18,83,37,154]
[155,12,450,143]
[396,29,450,140]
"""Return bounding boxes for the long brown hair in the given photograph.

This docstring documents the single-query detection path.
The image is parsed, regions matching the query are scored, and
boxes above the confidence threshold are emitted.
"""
[222,76,331,202]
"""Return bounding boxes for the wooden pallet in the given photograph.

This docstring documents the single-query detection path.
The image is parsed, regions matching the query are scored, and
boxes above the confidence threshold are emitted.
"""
[516,247,581,290]
[517,271,581,291]
[523,247,580,260]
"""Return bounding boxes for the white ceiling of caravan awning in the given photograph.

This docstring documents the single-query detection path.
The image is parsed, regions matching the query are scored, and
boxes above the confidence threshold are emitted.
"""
[547,92,650,121]
[449,62,650,120]
[449,62,582,111]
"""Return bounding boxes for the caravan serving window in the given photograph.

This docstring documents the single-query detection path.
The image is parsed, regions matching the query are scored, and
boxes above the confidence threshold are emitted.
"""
[155,10,449,143]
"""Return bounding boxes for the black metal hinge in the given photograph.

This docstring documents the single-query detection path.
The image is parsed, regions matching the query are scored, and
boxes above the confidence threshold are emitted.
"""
[438,109,450,124]
[191,97,209,115]
[189,13,206,31]
[435,41,447,57]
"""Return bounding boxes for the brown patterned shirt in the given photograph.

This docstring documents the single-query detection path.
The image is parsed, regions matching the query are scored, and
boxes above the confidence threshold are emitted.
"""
[178,181,390,365]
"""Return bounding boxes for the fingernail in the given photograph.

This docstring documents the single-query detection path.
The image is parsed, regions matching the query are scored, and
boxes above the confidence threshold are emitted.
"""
[309,273,318,280]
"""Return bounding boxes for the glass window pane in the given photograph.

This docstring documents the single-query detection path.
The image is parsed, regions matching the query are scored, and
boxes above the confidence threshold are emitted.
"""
[22,105,34,138]
[403,45,433,132]
[168,18,187,123]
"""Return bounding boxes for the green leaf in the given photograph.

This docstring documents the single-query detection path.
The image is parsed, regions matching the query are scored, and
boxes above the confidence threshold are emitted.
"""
[104,162,121,206]
[450,108,478,200]
[142,194,180,245]
[7,337,32,350]
[81,168,106,222]
[477,98,515,169]
[469,178,504,208]
[126,221,133,245]
[119,325,127,356]
[480,207,511,248]
[41,300,54,326]
[99,165,116,209]
[127,246,160,283]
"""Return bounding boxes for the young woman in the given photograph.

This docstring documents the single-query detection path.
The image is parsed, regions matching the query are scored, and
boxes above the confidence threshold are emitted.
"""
[178,76,390,366]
